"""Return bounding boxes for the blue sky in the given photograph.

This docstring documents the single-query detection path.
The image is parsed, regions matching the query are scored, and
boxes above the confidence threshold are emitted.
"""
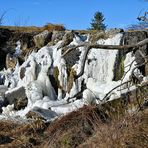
[0,0,148,29]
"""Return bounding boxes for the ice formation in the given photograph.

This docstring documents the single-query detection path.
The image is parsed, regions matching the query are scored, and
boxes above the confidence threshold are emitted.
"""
[14,41,21,56]
[0,32,140,120]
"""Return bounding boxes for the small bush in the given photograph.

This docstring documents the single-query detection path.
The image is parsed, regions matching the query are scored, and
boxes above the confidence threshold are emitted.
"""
[43,23,65,31]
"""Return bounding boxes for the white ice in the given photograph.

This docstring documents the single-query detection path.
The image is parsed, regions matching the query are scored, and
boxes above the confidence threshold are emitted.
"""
[0,31,140,121]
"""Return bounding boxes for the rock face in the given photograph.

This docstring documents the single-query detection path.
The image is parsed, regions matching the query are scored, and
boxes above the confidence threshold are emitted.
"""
[18,32,36,54]
[33,30,52,48]
[0,28,12,50]
[123,31,148,75]
[0,28,38,69]
[114,30,148,80]
[6,53,17,69]
[0,28,53,70]
[58,31,74,49]
[51,31,65,45]
[0,28,13,70]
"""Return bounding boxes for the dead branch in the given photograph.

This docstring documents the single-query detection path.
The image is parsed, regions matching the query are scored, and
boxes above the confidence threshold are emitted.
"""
[102,58,148,102]
[61,43,89,57]
[121,59,136,83]
[62,36,148,104]
[137,11,148,22]
[130,60,148,83]
[102,80,131,102]
[62,38,148,57]
[75,46,91,79]
[0,10,7,26]
[62,38,148,79]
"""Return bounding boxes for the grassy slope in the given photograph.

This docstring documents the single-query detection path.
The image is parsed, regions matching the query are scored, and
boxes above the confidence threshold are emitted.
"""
[0,104,147,148]
[0,24,65,33]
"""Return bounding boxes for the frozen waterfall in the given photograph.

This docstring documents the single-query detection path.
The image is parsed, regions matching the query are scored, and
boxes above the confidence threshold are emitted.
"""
[0,32,138,120]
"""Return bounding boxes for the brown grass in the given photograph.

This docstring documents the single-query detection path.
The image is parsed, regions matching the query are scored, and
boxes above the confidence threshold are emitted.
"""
[0,23,65,33]
[43,23,65,31]
[42,105,110,148]
[79,109,148,148]
[0,119,48,148]
[0,102,147,148]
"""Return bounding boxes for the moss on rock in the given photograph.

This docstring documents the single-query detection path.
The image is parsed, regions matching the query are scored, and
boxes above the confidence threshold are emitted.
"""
[113,50,125,81]
[67,68,77,93]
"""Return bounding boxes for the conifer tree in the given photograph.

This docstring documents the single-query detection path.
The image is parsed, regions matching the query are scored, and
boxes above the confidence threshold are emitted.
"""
[90,11,106,31]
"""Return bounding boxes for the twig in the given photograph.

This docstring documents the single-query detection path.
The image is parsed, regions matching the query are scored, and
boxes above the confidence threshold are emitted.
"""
[102,80,131,102]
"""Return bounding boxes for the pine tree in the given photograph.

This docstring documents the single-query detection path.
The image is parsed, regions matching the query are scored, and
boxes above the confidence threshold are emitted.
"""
[90,11,106,31]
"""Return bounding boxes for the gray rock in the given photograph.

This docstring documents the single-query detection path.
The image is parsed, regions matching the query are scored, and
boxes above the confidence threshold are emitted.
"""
[123,31,148,75]
[0,85,8,100]
[5,86,28,110]
[26,106,58,121]
[58,31,74,49]
[0,85,8,113]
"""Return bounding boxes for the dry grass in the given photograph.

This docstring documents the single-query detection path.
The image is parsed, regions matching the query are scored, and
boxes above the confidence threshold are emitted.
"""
[79,109,148,148]
[0,119,48,148]
[43,23,65,31]
[0,101,147,148]
[0,23,65,33]
[43,105,109,148]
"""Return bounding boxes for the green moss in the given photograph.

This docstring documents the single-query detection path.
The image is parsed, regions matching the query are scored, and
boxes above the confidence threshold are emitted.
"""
[67,68,76,93]
[53,66,60,88]
[114,51,125,81]
[51,66,61,94]
[53,66,67,95]
[60,134,71,148]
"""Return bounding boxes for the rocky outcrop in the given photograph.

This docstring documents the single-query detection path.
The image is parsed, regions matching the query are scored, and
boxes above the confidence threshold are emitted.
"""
[114,30,148,80]
[18,32,36,54]
[123,30,148,75]
[33,30,52,48]
[50,31,65,45]
[58,31,74,49]
[0,28,12,50]
[5,53,17,69]
[0,28,37,69]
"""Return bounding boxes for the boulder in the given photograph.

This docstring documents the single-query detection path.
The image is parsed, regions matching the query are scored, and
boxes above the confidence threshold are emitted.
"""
[26,106,58,121]
[0,85,8,112]
[5,86,28,110]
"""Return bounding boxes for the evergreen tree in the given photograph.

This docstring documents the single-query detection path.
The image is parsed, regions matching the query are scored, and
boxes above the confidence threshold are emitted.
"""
[90,11,106,31]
